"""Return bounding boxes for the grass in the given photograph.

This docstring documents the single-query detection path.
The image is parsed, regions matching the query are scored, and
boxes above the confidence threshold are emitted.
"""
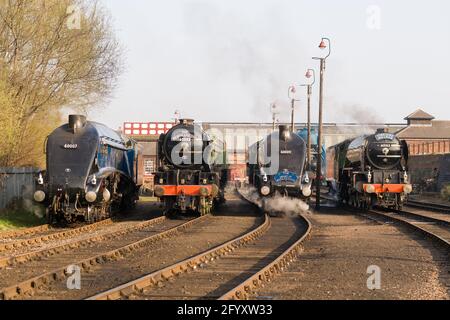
[0,210,45,231]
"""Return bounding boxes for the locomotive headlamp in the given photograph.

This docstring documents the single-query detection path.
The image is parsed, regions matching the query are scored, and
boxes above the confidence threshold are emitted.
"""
[38,173,44,185]
[85,191,97,203]
[159,178,164,184]
[261,186,271,196]
[303,174,310,184]
[367,167,372,184]
[180,179,186,185]
[263,175,268,183]
[202,179,207,184]
[102,189,111,202]
[366,185,376,194]
[403,171,409,183]
[302,186,312,197]
[33,190,46,203]
[199,187,210,197]
[154,186,165,197]
[403,184,413,194]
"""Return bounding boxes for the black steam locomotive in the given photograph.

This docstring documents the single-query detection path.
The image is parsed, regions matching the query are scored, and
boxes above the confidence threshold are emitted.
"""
[33,115,140,224]
[247,125,312,203]
[154,119,228,216]
[328,129,412,210]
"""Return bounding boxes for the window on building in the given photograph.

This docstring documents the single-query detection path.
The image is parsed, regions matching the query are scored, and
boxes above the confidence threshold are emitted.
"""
[144,159,155,176]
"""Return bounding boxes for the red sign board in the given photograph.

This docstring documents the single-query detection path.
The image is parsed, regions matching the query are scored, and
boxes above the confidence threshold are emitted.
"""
[123,122,174,136]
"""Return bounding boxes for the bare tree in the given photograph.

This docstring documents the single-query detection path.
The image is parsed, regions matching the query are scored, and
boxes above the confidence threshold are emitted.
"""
[0,0,123,167]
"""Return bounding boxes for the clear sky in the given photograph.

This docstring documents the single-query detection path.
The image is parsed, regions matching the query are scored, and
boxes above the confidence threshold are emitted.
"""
[90,0,450,129]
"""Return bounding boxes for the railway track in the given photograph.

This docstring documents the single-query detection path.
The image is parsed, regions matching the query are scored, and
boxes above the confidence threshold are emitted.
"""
[398,208,450,227]
[315,193,450,227]
[88,209,311,300]
[1,197,263,300]
[0,216,169,269]
[314,193,450,249]
[0,224,52,241]
[364,209,450,248]
[0,215,206,300]
[406,199,450,214]
[0,219,114,254]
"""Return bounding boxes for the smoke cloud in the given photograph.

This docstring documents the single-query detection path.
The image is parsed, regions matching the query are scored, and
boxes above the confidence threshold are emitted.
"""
[238,185,309,217]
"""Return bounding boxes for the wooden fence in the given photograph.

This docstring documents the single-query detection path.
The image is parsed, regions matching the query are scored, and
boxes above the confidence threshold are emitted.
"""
[0,167,39,210]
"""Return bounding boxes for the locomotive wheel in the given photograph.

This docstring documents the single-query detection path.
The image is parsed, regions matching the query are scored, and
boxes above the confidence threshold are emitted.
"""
[165,210,175,219]
[349,194,354,207]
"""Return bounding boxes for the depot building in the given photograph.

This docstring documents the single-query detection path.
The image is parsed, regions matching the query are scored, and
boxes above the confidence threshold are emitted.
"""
[123,109,450,192]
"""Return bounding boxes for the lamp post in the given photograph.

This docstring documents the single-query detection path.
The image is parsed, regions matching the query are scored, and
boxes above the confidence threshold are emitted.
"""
[313,37,331,211]
[288,86,300,133]
[270,103,279,132]
[173,110,181,124]
[301,69,316,170]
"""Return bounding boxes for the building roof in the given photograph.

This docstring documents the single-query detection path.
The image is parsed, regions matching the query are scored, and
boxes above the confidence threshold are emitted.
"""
[404,109,435,120]
[396,120,450,139]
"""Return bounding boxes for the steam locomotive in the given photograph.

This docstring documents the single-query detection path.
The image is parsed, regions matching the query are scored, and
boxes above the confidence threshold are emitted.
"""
[33,115,140,224]
[328,129,412,210]
[153,119,228,216]
[247,125,312,203]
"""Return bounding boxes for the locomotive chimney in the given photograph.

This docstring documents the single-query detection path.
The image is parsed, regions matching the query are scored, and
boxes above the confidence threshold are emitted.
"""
[69,115,87,133]
[376,128,389,134]
[279,125,290,141]
[180,119,194,125]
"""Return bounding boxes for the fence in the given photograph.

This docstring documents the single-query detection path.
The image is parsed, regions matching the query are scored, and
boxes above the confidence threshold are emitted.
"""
[0,167,39,210]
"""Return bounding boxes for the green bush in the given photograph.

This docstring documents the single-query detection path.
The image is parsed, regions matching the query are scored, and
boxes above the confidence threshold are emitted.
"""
[0,210,45,231]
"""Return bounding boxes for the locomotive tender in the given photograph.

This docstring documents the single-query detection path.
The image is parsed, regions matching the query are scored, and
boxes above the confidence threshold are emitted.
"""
[247,125,312,203]
[153,119,228,216]
[33,115,139,223]
[328,129,412,210]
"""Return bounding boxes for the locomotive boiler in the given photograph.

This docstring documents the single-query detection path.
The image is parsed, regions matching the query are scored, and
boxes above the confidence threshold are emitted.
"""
[328,129,412,210]
[247,125,312,201]
[33,115,139,224]
[153,119,228,216]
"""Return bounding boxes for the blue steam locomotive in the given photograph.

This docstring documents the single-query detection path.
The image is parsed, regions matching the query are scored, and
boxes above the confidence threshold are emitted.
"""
[247,125,312,201]
[33,115,140,224]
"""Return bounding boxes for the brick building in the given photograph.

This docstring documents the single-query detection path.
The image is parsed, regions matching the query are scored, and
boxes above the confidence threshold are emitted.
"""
[123,122,174,192]
[123,110,449,189]
[396,109,450,155]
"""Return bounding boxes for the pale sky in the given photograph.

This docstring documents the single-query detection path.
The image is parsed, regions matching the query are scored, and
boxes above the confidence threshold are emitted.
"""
[89,0,450,129]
